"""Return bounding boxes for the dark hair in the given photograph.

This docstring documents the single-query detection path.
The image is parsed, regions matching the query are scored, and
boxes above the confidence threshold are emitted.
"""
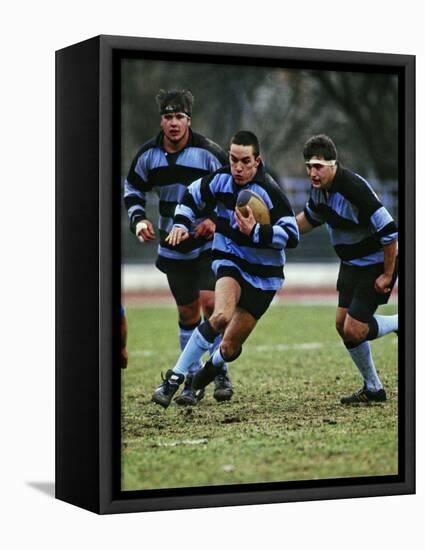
[156,89,194,117]
[303,134,337,161]
[230,130,260,157]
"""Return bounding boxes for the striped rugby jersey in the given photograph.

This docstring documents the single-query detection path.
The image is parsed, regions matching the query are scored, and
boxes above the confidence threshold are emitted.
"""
[124,129,227,264]
[303,164,398,267]
[173,165,299,291]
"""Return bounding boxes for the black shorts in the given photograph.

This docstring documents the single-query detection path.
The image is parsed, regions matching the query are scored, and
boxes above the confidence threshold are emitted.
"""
[156,251,216,306]
[216,266,276,320]
[337,260,398,323]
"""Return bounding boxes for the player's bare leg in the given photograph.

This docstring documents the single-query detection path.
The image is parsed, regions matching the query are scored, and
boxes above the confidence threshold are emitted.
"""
[200,288,234,400]
[220,307,257,359]
[210,305,257,401]
[200,290,214,320]
[208,277,241,333]
[193,277,256,401]
[335,307,348,339]
[343,314,370,344]
[191,307,256,394]
[337,310,386,404]
[177,298,201,326]
[153,279,238,408]
[191,278,240,394]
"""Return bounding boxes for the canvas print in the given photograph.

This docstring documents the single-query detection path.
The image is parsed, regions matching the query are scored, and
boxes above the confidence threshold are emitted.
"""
[119,56,399,492]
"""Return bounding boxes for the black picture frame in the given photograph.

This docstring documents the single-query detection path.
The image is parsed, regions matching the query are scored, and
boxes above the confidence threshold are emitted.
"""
[55,34,415,514]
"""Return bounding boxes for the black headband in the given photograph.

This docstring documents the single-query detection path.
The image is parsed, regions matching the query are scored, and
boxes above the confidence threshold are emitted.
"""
[160,104,191,117]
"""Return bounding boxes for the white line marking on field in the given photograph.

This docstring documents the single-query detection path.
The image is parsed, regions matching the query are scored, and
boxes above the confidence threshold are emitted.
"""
[252,342,324,352]
[156,438,208,448]
[131,336,397,358]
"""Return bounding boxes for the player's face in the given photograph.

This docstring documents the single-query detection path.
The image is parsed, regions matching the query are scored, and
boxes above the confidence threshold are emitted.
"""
[305,155,336,190]
[160,112,191,145]
[229,144,261,185]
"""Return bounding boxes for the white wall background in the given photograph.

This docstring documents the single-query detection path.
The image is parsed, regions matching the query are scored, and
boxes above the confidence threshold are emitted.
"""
[1,1,422,548]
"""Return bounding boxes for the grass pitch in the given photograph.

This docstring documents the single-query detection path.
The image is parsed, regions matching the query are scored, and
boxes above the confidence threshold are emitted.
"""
[121,303,398,491]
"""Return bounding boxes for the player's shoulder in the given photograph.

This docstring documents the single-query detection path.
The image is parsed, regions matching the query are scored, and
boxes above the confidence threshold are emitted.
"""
[199,166,231,191]
[132,136,159,161]
[254,166,294,212]
[190,131,227,163]
[204,165,231,181]
[259,168,288,199]
[335,165,376,199]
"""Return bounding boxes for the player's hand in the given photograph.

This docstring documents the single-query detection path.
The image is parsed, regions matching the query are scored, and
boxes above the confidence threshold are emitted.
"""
[165,227,189,246]
[136,219,156,242]
[374,273,392,294]
[235,206,257,236]
[194,218,216,240]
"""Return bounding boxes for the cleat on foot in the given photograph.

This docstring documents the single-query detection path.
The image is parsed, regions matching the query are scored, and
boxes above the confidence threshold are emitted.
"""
[340,384,387,405]
[175,375,198,406]
[213,373,234,402]
[152,370,184,409]
[192,360,223,392]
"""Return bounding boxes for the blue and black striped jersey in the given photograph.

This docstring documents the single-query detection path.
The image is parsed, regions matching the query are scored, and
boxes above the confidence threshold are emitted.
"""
[304,165,398,267]
[124,129,227,262]
[173,165,299,291]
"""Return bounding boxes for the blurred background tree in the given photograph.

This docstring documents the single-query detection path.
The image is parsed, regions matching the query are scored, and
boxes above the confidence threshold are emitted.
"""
[121,58,398,263]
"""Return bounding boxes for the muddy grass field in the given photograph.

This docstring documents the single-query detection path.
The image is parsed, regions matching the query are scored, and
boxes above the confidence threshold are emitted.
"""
[121,303,398,491]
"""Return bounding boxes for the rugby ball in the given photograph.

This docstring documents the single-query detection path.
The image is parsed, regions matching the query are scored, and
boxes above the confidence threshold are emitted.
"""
[236,189,270,224]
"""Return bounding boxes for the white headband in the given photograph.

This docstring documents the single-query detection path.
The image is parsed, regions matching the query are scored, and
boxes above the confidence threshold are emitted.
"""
[161,111,191,119]
[305,158,336,167]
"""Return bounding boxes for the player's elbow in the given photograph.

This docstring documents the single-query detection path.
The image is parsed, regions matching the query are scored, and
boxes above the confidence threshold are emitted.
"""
[285,226,300,249]
[286,234,299,249]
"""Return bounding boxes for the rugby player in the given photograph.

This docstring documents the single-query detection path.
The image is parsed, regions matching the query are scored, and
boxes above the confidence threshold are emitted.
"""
[151,131,299,408]
[123,89,233,404]
[296,134,398,404]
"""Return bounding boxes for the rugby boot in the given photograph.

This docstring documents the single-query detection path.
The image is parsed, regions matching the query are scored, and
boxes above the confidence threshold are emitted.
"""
[152,370,184,409]
[174,375,198,406]
[192,360,224,392]
[340,384,387,405]
[213,373,234,402]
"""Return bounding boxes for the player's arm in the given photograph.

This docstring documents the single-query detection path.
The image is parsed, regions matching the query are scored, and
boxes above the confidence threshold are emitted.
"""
[193,167,222,240]
[165,197,192,246]
[235,205,256,235]
[165,225,190,246]
[253,189,299,249]
[167,175,216,246]
[354,185,398,294]
[125,177,156,241]
[296,211,314,234]
[237,188,300,249]
[124,153,156,242]
[268,194,300,249]
[374,239,398,294]
[238,212,300,250]
[193,217,216,239]
[134,219,156,242]
[298,194,325,234]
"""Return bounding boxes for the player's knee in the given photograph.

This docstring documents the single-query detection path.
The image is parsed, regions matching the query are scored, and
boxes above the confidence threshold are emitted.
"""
[335,319,345,338]
[220,340,241,362]
[177,302,201,326]
[343,323,368,344]
[201,295,215,320]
